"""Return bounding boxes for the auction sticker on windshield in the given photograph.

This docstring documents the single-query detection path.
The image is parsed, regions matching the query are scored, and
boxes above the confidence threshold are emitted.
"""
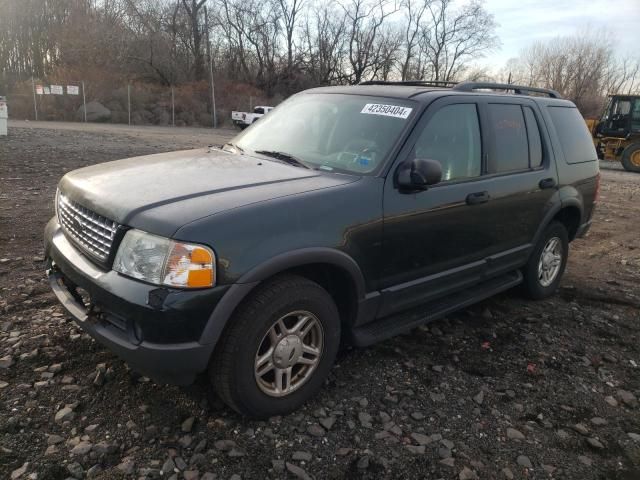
[361,103,412,119]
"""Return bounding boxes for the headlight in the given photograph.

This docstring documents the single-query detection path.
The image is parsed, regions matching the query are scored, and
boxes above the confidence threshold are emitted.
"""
[113,229,215,288]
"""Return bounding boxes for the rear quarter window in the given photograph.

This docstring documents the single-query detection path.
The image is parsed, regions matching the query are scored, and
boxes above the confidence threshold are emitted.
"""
[547,106,597,164]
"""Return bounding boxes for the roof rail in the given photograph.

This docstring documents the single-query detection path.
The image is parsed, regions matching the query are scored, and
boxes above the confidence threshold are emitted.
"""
[453,82,562,99]
[359,80,458,88]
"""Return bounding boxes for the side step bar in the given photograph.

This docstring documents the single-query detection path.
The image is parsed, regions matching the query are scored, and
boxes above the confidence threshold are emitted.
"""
[351,270,522,347]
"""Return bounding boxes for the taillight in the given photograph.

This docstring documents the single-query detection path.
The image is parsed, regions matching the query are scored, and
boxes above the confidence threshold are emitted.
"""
[594,172,601,203]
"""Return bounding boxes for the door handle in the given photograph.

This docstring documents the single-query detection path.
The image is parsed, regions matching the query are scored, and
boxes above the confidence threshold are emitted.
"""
[466,191,490,205]
[539,178,556,189]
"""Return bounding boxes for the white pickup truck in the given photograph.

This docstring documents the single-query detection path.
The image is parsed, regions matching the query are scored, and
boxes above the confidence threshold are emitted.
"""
[231,106,274,129]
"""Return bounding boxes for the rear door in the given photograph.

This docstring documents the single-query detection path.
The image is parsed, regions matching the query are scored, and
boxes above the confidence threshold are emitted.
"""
[478,97,559,276]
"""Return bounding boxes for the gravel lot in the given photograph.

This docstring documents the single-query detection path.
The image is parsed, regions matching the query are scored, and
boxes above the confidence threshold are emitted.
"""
[1,121,639,480]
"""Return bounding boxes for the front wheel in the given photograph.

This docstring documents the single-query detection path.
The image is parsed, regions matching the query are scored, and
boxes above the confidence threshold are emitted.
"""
[522,221,569,299]
[210,274,340,418]
[621,144,640,173]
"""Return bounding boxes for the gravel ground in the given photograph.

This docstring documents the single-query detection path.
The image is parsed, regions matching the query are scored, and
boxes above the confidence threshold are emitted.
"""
[1,122,639,480]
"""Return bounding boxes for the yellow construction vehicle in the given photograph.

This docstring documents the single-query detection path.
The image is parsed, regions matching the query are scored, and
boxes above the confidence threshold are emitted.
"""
[587,94,640,172]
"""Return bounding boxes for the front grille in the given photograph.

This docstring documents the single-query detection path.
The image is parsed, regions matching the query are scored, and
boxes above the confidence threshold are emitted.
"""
[57,193,119,262]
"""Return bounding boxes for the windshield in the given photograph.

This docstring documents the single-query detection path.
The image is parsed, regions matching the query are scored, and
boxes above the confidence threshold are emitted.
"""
[230,93,416,174]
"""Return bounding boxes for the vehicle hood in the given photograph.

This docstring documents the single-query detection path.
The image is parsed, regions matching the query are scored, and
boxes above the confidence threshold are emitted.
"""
[59,148,357,237]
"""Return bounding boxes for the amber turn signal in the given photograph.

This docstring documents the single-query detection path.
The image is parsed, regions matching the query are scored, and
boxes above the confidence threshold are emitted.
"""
[163,243,215,288]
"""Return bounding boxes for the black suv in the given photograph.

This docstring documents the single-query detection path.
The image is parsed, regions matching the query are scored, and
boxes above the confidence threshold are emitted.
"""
[45,82,599,418]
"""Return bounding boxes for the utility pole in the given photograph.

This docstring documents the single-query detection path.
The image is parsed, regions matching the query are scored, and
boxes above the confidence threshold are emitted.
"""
[204,5,217,128]
[31,77,38,121]
[171,86,175,127]
[81,81,87,122]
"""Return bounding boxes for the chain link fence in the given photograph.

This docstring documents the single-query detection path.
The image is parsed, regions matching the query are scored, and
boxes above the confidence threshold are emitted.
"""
[4,78,277,129]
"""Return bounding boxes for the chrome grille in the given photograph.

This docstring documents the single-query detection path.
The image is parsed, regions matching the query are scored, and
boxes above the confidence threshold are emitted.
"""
[57,193,119,262]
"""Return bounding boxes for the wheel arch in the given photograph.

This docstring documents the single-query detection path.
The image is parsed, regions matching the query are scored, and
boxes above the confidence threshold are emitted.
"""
[552,204,582,241]
[533,201,582,247]
[199,248,366,349]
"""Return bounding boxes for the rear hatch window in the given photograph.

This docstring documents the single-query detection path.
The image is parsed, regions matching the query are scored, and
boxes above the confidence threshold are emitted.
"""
[547,106,597,164]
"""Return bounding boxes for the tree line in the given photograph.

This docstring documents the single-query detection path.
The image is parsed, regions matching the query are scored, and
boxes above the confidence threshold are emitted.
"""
[499,29,640,116]
[0,0,638,121]
[0,0,499,95]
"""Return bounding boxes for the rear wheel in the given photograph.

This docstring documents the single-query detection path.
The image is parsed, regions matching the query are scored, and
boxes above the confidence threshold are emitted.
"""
[210,274,340,418]
[621,144,640,173]
[522,221,569,299]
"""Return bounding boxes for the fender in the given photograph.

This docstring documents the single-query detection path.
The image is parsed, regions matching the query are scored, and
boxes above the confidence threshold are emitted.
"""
[559,196,583,215]
[237,247,366,298]
[531,192,583,248]
[198,247,367,347]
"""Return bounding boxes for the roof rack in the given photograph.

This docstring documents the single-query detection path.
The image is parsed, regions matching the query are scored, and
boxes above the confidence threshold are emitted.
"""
[453,82,562,99]
[358,79,562,99]
[359,80,458,88]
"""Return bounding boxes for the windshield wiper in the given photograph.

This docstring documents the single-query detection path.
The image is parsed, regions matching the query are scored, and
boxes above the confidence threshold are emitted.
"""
[254,150,311,169]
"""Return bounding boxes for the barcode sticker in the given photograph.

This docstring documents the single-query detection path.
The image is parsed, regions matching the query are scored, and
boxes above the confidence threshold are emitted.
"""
[361,104,412,119]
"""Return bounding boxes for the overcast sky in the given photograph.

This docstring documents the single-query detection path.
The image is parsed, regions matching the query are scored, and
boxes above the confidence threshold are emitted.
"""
[481,0,640,67]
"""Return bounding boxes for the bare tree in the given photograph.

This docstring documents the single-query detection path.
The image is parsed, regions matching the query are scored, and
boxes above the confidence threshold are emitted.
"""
[301,3,347,85]
[605,55,640,95]
[399,0,430,81]
[420,0,498,82]
[218,0,254,81]
[4,0,638,127]
[246,0,281,94]
[277,0,305,74]
[340,0,399,84]
[181,0,207,80]
[370,25,403,81]
[515,31,621,115]
[120,0,178,85]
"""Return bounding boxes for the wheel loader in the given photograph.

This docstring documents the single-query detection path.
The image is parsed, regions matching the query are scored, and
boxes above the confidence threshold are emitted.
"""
[586,94,640,172]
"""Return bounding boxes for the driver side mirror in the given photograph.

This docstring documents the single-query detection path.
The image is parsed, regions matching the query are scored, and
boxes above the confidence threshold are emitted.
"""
[396,158,442,191]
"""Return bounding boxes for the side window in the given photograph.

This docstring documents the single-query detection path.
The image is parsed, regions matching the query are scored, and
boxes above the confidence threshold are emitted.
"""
[487,104,528,173]
[547,106,597,164]
[413,104,481,181]
[523,106,543,167]
[603,98,631,133]
[631,98,640,133]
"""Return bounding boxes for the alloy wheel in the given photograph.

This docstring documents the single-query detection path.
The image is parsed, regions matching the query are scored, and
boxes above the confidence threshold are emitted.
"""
[537,237,563,287]
[254,310,324,397]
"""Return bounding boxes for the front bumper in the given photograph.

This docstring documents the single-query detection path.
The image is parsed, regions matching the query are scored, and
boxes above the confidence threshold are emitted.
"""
[44,218,229,385]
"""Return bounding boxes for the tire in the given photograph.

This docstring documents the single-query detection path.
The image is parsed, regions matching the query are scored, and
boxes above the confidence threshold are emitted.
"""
[210,274,340,418]
[621,143,640,173]
[522,221,569,300]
